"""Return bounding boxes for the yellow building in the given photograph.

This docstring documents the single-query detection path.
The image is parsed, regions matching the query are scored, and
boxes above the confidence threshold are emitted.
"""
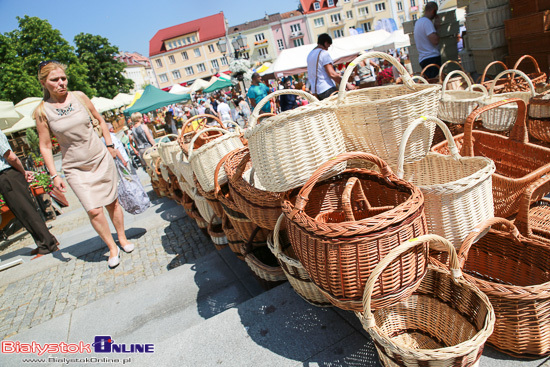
[149,12,230,90]
[228,14,282,65]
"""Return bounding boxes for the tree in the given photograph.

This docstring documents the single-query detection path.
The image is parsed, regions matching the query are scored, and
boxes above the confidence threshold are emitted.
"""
[74,33,133,99]
[0,16,95,104]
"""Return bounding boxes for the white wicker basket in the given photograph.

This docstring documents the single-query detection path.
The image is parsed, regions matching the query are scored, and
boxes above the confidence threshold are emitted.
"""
[438,70,488,124]
[396,116,496,248]
[173,150,195,189]
[159,163,170,182]
[157,134,181,171]
[328,51,441,169]
[193,188,220,224]
[467,27,506,50]
[481,69,536,131]
[188,128,244,193]
[244,89,346,193]
[465,5,511,31]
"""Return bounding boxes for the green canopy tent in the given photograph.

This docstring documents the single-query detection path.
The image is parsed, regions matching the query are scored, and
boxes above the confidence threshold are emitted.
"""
[203,78,234,93]
[124,85,191,116]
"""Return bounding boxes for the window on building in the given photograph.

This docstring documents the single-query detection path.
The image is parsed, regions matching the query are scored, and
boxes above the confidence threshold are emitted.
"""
[333,28,344,38]
[424,0,428,4]
[159,73,168,83]
[208,44,215,53]
[211,59,219,69]
[192,36,197,43]
[410,0,416,6]
[168,55,175,64]
[255,33,265,42]
[399,15,405,25]
[194,48,201,57]
[327,0,335,6]
[185,66,194,75]
[259,48,269,56]
[314,17,325,27]
[172,70,181,79]
[375,2,386,12]
[362,22,372,32]
[293,38,304,47]
[358,6,369,16]
[178,40,182,46]
[220,56,228,65]
[412,13,418,20]
[277,39,284,50]
[197,63,206,72]
[181,51,188,60]
[290,23,301,33]
[313,2,320,10]
[155,59,162,68]
[346,10,353,19]
[331,13,342,23]
[241,52,249,59]
[397,2,403,10]
[344,0,350,2]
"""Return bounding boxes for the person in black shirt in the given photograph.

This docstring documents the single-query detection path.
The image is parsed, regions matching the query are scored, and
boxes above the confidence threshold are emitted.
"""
[278,77,299,112]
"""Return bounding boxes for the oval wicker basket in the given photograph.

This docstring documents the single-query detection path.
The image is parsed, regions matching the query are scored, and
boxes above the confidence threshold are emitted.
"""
[281,152,428,311]
[157,134,180,171]
[438,70,487,124]
[514,174,550,247]
[528,89,550,142]
[244,89,346,192]
[358,235,494,367]
[222,214,245,260]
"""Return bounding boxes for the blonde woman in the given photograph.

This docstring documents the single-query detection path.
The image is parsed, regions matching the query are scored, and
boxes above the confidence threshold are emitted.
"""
[128,112,155,168]
[34,61,134,269]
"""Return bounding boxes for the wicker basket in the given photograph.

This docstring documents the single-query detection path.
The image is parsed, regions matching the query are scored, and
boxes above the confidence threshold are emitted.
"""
[207,216,228,250]
[481,69,536,131]
[244,89,346,193]
[281,152,428,311]
[528,89,550,142]
[438,60,472,90]
[514,175,550,245]
[479,60,509,94]
[420,63,441,84]
[397,116,496,248]
[438,70,487,124]
[178,114,225,153]
[157,134,180,172]
[242,227,287,291]
[225,147,284,230]
[194,174,224,220]
[432,98,550,218]
[329,51,441,169]
[466,5,510,31]
[222,214,245,260]
[143,145,158,172]
[267,215,332,307]
[458,218,550,357]
[193,188,220,225]
[173,149,196,191]
[188,128,244,193]
[513,55,548,91]
[358,235,495,367]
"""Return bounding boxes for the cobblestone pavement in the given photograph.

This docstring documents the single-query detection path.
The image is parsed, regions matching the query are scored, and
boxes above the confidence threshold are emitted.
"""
[0,171,216,340]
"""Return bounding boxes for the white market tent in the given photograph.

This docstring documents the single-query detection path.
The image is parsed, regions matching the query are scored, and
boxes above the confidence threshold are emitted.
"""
[3,116,36,135]
[113,93,135,106]
[91,97,123,113]
[263,30,391,76]
[0,101,24,131]
[189,79,211,93]
[372,29,411,52]
[169,84,192,95]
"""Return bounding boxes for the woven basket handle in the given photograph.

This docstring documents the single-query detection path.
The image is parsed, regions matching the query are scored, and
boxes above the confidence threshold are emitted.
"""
[271,214,285,257]
[462,98,528,156]
[187,127,229,159]
[411,76,429,84]
[154,157,162,176]
[515,175,550,237]
[471,84,488,94]
[213,151,233,199]
[292,152,394,216]
[458,218,520,266]
[438,60,468,83]
[249,90,318,129]
[339,52,414,102]
[420,64,440,80]
[480,61,508,83]
[342,177,360,221]
[489,69,536,97]
[241,226,262,256]
[441,70,473,98]
[397,116,460,178]
[233,149,251,182]
[513,54,542,74]
[179,114,225,150]
[362,234,461,327]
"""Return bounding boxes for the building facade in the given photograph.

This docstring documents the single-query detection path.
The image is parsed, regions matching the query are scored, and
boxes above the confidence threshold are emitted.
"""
[271,10,312,55]
[116,52,158,93]
[149,12,230,89]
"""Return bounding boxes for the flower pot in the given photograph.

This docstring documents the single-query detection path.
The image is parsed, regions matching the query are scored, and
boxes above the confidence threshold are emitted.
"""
[31,185,45,196]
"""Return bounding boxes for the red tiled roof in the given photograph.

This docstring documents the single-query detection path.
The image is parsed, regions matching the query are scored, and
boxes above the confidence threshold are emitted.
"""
[281,10,303,19]
[149,12,226,57]
[228,13,282,35]
[300,0,338,14]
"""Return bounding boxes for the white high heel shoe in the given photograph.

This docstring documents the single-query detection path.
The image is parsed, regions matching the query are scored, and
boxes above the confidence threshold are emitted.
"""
[108,248,120,269]
[121,243,135,253]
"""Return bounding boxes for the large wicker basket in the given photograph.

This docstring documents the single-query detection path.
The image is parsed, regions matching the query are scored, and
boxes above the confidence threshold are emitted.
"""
[514,175,550,245]
[479,60,508,94]
[328,52,441,168]
[396,116,495,248]
[512,55,548,92]
[438,70,487,124]
[432,98,550,218]
[267,215,332,307]
[480,69,536,131]
[157,134,180,172]
[458,218,550,357]
[188,128,244,193]
[437,60,472,90]
[222,214,245,260]
[358,235,494,367]
[225,147,284,230]
[281,152,428,311]
[244,89,346,193]
[528,89,550,142]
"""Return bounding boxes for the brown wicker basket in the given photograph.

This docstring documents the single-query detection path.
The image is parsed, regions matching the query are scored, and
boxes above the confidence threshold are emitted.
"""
[513,54,548,91]
[281,152,428,311]
[178,114,225,153]
[242,227,287,291]
[193,174,224,219]
[432,98,550,218]
[207,217,228,250]
[479,60,509,94]
[225,147,284,230]
[420,63,441,84]
[528,89,550,143]
[514,175,550,245]
[458,218,550,357]
[267,215,332,307]
[222,214,245,260]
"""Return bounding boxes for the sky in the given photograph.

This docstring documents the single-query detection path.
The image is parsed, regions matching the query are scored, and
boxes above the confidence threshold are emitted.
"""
[0,0,302,56]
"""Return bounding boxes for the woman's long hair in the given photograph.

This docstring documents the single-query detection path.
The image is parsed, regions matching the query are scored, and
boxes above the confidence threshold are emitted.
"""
[33,61,67,121]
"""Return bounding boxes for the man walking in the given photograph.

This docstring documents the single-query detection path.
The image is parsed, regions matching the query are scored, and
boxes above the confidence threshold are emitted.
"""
[414,2,441,79]
[247,72,271,113]
[0,130,59,258]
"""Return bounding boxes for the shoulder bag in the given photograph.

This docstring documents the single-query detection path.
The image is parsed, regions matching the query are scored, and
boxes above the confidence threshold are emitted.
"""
[73,92,103,137]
